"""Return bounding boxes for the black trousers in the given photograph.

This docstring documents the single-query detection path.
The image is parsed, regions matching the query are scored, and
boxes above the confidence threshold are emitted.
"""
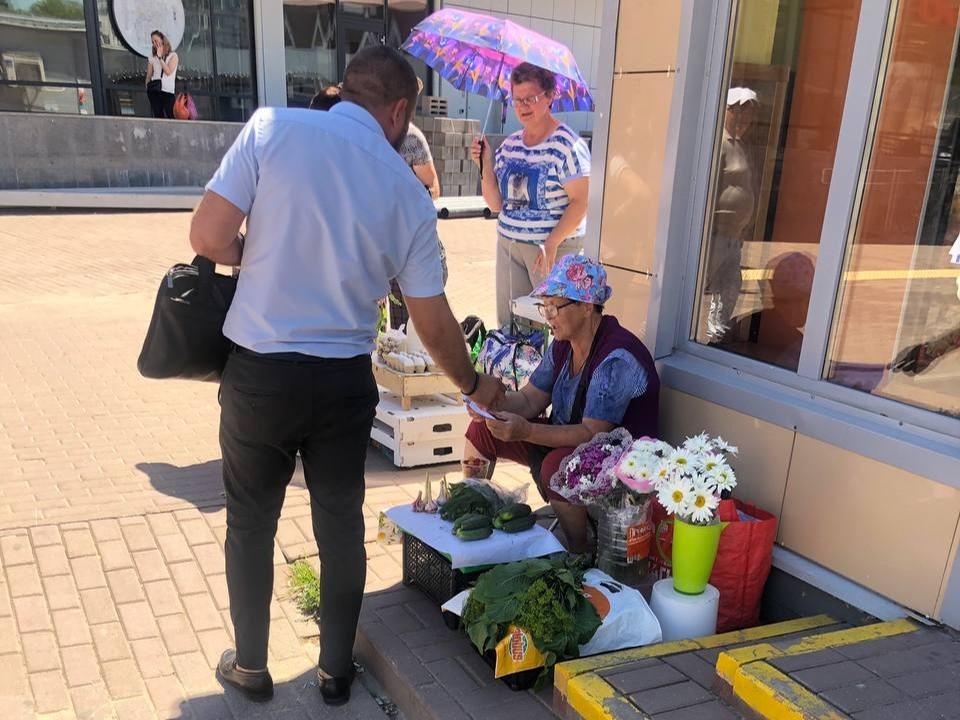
[148,89,175,119]
[219,348,378,674]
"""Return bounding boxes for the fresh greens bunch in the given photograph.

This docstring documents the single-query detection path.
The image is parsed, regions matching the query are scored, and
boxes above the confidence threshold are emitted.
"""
[461,555,601,688]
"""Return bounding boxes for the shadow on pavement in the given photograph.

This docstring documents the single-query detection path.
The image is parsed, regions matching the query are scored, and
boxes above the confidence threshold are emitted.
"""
[136,459,226,513]
[170,664,387,719]
[136,447,460,513]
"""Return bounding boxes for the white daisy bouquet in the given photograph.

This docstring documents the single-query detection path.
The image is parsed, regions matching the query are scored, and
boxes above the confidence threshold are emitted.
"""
[649,433,739,525]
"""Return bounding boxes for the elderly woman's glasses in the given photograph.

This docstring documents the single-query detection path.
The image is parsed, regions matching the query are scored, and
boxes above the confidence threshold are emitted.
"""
[514,92,546,107]
[536,300,575,319]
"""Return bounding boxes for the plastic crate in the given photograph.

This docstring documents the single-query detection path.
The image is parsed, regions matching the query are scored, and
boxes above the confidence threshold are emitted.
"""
[401,533,483,604]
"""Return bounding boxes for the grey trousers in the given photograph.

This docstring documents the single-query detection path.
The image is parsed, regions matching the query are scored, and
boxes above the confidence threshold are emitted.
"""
[219,349,378,676]
[496,235,583,327]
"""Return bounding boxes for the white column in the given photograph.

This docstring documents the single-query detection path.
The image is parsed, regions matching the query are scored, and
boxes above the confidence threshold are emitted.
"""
[253,0,289,107]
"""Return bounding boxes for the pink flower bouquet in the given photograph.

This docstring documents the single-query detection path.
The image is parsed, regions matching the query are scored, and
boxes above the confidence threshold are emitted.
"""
[547,428,632,505]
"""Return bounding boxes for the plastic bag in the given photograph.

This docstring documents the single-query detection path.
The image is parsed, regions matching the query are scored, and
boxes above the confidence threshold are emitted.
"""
[652,498,777,632]
[456,477,528,513]
[476,327,543,391]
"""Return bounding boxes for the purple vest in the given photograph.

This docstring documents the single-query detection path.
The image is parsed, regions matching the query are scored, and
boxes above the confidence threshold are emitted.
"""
[550,315,660,439]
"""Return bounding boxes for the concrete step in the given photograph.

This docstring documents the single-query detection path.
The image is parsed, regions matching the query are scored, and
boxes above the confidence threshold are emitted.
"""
[355,584,558,720]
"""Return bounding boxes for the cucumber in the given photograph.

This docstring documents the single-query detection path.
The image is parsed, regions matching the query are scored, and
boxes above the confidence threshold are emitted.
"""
[493,515,504,530]
[500,515,537,533]
[456,526,493,541]
[453,513,491,533]
[497,503,532,522]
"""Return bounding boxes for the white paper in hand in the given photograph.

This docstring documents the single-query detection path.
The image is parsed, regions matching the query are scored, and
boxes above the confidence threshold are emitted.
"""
[950,233,960,265]
[464,397,495,419]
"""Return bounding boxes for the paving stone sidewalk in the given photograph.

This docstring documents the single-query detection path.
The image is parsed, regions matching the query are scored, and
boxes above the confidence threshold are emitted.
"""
[0,211,525,718]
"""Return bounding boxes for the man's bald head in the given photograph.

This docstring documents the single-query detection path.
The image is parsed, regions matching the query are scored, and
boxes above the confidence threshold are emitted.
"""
[341,46,419,115]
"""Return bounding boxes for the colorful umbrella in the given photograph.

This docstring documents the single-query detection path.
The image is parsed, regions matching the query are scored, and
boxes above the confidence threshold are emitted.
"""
[401,8,594,113]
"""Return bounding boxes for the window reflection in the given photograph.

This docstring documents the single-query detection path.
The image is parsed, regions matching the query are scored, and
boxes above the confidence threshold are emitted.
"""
[828,0,960,418]
[695,0,861,372]
[284,0,337,107]
[0,0,91,113]
[96,0,255,120]
[213,0,253,96]
[387,0,429,93]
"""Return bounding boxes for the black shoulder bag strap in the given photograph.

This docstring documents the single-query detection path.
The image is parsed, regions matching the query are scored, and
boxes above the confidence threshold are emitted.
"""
[527,324,603,485]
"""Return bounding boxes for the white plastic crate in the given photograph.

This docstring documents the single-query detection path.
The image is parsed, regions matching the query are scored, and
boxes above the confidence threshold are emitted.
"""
[375,389,470,443]
[370,389,468,467]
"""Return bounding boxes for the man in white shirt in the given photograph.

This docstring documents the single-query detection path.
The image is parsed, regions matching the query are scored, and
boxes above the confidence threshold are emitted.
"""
[189,46,503,705]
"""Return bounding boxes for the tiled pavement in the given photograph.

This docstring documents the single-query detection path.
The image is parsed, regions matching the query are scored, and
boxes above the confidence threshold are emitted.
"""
[0,211,524,718]
[5,211,960,720]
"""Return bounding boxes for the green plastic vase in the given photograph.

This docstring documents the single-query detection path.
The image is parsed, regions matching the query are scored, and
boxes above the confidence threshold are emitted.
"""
[658,516,726,595]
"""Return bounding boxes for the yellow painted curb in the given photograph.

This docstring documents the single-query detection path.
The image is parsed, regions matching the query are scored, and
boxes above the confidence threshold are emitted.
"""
[556,615,835,696]
[717,618,918,685]
[733,661,848,720]
[566,672,646,720]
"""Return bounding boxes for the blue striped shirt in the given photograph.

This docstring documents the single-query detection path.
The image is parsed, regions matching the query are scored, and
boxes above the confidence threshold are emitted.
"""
[494,124,591,244]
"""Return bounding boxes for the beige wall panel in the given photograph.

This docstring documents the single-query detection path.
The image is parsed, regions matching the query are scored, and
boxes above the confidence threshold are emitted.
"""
[658,389,792,520]
[780,435,960,616]
[602,265,651,341]
[614,0,682,72]
[599,72,673,274]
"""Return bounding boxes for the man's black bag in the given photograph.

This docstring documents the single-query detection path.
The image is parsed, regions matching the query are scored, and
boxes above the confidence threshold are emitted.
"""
[137,256,237,382]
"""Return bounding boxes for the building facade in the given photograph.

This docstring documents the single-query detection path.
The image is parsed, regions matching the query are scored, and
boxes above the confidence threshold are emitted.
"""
[588,0,960,628]
[0,0,602,125]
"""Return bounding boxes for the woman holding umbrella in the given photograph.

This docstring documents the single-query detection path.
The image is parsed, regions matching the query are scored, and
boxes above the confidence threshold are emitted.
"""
[471,62,591,327]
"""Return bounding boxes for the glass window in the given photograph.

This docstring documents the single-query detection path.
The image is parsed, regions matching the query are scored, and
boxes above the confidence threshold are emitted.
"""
[827,0,960,418]
[96,0,254,121]
[283,0,337,108]
[342,1,384,20]
[0,0,92,113]
[387,0,429,92]
[213,0,254,96]
[694,0,861,371]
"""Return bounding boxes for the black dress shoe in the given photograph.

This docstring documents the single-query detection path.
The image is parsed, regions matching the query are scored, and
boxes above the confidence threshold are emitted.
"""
[318,667,355,706]
[216,649,273,702]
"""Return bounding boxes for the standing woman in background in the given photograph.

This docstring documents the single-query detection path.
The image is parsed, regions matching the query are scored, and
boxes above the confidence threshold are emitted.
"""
[471,62,591,328]
[145,30,179,119]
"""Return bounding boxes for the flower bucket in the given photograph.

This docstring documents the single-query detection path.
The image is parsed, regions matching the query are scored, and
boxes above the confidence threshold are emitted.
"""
[656,517,726,595]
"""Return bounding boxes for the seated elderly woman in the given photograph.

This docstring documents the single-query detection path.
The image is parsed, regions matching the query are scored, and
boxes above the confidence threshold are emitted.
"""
[464,256,660,554]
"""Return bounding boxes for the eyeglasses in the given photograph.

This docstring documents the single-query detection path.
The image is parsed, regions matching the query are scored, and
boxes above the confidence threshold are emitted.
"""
[536,300,575,319]
[514,92,546,107]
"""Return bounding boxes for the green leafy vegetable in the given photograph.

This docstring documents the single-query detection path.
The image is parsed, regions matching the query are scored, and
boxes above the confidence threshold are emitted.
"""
[461,555,601,689]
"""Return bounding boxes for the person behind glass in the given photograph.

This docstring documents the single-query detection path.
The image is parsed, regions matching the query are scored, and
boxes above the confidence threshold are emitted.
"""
[464,256,660,554]
[714,251,814,370]
[189,47,505,705]
[471,62,591,328]
[704,86,758,340]
[145,30,178,119]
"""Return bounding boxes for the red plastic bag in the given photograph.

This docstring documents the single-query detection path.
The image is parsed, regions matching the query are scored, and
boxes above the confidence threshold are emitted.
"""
[652,499,777,633]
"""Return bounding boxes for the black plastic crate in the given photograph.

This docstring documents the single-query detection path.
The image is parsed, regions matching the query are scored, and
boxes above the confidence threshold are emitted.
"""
[401,533,483,605]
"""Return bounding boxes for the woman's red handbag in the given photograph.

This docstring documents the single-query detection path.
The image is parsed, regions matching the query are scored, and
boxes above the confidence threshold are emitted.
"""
[173,92,198,120]
[652,498,777,633]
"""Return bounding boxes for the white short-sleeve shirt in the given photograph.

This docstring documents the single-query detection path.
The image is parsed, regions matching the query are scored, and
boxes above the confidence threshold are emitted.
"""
[206,103,445,358]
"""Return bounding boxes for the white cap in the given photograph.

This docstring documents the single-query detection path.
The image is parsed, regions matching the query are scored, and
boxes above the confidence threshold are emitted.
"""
[727,86,758,106]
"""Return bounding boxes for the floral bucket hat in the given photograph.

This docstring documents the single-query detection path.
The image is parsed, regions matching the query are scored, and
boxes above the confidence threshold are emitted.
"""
[531,254,613,306]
